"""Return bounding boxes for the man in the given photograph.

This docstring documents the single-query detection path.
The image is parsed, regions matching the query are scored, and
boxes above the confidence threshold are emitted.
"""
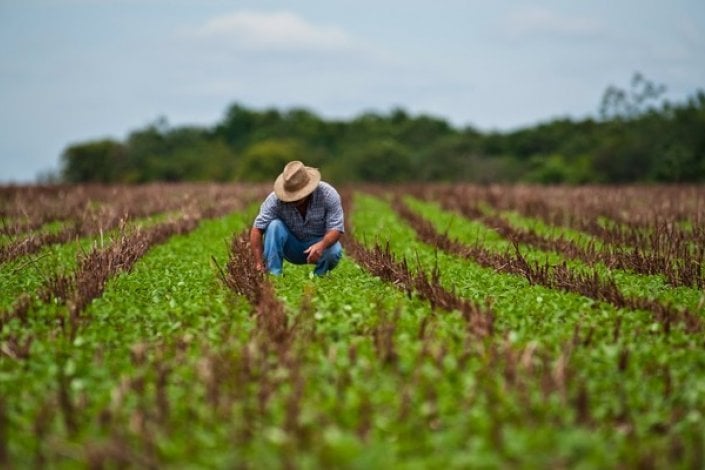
[250,160,344,276]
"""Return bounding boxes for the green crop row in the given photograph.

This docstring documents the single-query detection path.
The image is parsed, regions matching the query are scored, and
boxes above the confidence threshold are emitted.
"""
[349,193,705,465]
[2,208,256,466]
[2,190,704,468]
[404,196,705,314]
[0,212,178,313]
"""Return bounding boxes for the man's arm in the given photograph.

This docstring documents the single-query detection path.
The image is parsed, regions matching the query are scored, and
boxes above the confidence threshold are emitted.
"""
[304,229,342,264]
[250,226,265,271]
[251,193,278,272]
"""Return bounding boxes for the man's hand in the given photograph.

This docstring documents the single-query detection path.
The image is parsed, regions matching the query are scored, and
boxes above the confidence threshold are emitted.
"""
[305,230,342,264]
[304,241,325,264]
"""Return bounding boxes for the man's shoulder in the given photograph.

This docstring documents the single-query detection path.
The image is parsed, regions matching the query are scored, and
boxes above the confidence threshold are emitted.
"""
[316,181,340,198]
[264,191,279,203]
[260,191,281,209]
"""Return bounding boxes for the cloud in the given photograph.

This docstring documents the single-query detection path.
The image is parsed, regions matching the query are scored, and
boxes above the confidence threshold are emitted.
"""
[502,7,605,40]
[190,10,354,52]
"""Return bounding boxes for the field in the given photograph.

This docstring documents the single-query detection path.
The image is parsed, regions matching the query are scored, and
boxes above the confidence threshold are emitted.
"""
[1,183,705,468]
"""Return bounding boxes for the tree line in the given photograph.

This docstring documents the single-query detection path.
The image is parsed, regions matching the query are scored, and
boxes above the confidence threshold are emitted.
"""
[61,74,705,184]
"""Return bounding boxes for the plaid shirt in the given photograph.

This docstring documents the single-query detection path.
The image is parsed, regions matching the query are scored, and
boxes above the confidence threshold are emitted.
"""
[253,182,345,241]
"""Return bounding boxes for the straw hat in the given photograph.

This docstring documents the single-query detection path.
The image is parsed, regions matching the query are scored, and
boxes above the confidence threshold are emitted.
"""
[273,161,321,202]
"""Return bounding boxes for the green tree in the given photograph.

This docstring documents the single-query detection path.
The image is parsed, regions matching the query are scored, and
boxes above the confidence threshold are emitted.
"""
[61,139,126,183]
[215,104,259,150]
[344,139,413,183]
[525,154,595,184]
[58,80,705,184]
[237,139,307,181]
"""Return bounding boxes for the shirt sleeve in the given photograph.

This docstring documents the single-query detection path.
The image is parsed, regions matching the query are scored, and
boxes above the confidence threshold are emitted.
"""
[323,184,345,233]
[253,192,279,230]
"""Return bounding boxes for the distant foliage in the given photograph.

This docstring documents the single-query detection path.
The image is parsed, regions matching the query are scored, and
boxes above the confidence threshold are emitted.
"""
[60,74,705,184]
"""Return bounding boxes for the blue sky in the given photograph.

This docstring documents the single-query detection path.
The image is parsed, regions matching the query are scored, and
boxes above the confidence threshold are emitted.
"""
[1,0,704,182]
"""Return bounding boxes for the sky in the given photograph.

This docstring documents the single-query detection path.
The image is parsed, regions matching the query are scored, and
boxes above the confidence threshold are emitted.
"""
[1,0,704,183]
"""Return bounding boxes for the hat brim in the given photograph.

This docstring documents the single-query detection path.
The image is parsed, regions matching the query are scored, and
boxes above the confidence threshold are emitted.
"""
[273,167,321,202]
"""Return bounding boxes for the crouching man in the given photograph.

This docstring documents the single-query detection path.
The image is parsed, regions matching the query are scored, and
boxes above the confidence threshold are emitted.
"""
[250,160,344,276]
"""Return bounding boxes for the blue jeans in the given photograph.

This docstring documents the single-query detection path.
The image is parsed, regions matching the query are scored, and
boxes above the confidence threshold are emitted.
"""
[263,219,343,276]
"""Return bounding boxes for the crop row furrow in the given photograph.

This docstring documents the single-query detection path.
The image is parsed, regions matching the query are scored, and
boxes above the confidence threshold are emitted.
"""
[0,214,166,315]
[2,206,260,465]
[0,184,258,229]
[1,226,78,264]
[419,197,705,315]
[352,193,705,361]
[1,216,199,358]
[1,192,262,351]
[423,184,704,229]
[3,184,704,467]
[0,184,265,265]
[415,184,705,258]
[422,189,704,289]
[346,192,705,466]
[222,231,294,349]
[391,196,702,334]
[406,193,705,314]
[341,192,494,337]
[247,202,629,465]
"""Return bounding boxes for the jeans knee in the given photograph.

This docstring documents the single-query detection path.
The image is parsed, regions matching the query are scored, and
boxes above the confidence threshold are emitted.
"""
[266,219,286,234]
[325,242,343,263]
[265,219,288,242]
